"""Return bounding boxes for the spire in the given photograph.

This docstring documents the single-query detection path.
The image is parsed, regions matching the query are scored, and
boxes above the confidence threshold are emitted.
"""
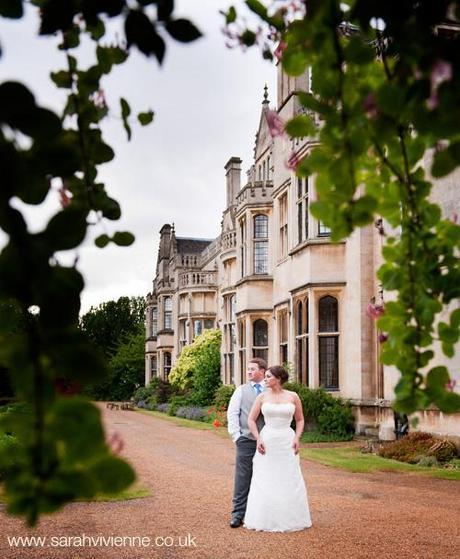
[262,84,269,106]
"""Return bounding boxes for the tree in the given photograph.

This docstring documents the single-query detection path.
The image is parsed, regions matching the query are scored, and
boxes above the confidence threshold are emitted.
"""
[223,0,460,416]
[80,296,145,358]
[0,0,201,525]
[169,329,222,406]
[108,329,145,402]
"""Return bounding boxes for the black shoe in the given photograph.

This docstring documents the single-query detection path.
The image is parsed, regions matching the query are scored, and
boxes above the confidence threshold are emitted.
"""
[230,517,243,528]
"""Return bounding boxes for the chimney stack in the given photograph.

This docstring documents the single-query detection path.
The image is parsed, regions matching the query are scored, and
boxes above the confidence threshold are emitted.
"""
[224,157,242,208]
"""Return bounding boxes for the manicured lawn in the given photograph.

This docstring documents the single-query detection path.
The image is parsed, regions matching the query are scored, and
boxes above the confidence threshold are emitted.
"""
[301,446,460,480]
[135,408,229,438]
[87,485,151,502]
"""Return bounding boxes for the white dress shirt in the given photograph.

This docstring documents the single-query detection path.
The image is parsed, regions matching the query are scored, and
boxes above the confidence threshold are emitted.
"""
[227,381,265,442]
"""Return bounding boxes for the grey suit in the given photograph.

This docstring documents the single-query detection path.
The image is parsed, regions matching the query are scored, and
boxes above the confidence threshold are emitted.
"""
[231,383,265,520]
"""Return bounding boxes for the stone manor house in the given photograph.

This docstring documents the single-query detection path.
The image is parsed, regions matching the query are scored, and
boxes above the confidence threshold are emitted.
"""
[145,65,460,440]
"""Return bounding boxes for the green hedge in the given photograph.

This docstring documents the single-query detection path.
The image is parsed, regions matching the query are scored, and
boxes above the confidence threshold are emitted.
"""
[284,382,354,440]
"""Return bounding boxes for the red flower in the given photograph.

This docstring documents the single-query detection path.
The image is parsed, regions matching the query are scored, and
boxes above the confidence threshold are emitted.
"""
[378,332,388,343]
[213,419,222,428]
[366,303,385,319]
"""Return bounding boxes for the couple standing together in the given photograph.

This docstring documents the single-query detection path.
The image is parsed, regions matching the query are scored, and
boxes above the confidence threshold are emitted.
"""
[227,358,312,532]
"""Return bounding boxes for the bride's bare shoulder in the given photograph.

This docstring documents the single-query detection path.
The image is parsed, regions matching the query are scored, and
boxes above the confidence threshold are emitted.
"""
[283,389,300,401]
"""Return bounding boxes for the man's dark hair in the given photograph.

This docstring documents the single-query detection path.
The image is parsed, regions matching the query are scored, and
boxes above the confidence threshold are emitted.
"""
[249,357,268,371]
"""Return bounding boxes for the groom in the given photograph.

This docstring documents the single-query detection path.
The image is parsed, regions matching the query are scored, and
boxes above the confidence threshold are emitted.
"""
[227,357,267,528]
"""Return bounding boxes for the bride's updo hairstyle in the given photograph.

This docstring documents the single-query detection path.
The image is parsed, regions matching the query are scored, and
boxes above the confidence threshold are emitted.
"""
[268,366,289,385]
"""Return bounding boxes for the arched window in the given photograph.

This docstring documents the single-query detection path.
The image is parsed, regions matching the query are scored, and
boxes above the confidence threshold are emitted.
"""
[150,355,157,377]
[151,306,158,337]
[163,352,172,377]
[164,297,172,329]
[253,214,268,274]
[254,214,268,238]
[296,301,303,336]
[296,298,309,385]
[318,295,339,389]
[319,296,338,332]
[253,319,268,362]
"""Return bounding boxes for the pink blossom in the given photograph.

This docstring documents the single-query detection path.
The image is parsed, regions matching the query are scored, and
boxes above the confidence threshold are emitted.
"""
[266,109,286,137]
[366,303,385,319]
[445,378,457,392]
[431,59,452,87]
[58,186,71,208]
[107,431,124,455]
[427,59,453,110]
[285,150,302,171]
[274,41,287,62]
[362,92,379,119]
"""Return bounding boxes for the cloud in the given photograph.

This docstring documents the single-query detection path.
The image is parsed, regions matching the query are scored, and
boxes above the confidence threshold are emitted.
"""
[0,0,277,314]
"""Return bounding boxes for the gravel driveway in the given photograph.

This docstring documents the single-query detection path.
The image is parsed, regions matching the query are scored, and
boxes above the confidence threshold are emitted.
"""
[1,403,459,559]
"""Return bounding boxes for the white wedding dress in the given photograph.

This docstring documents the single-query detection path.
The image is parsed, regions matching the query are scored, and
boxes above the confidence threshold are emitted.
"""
[244,402,312,532]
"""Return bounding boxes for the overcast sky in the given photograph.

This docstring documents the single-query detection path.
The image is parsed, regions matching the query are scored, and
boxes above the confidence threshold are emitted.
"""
[0,0,277,314]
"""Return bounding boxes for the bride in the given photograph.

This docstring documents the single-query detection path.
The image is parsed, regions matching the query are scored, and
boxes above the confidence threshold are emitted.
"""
[244,365,312,532]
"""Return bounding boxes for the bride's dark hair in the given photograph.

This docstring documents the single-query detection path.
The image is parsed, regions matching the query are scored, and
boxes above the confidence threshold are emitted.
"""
[267,366,289,385]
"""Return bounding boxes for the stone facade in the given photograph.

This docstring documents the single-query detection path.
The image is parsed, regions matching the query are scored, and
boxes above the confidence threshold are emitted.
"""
[145,67,460,439]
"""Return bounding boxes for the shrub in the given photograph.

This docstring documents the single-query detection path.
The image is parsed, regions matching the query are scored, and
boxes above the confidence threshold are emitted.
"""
[378,432,458,464]
[175,406,206,421]
[0,434,19,480]
[284,383,354,439]
[133,386,152,403]
[167,395,191,416]
[133,377,161,404]
[156,403,170,414]
[416,455,439,467]
[169,329,222,406]
[214,384,235,410]
[155,379,174,404]
[317,399,354,439]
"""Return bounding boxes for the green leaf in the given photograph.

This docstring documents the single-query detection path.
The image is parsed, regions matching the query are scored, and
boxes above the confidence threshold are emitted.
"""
[426,366,449,391]
[47,399,106,462]
[49,331,108,383]
[435,392,460,413]
[38,266,84,328]
[377,83,406,118]
[39,0,75,34]
[282,47,309,77]
[0,0,23,18]
[240,29,256,47]
[89,456,136,494]
[87,18,105,40]
[432,147,456,178]
[44,208,88,252]
[165,19,202,43]
[223,6,237,24]
[112,231,135,246]
[245,0,268,19]
[125,10,165,64]
[95,234,110,248]
[285,115,315,138]
[50,70,72,89]
[120,97,132,141]
[450,308,460,329]
[344,36,374,65]
[137,110,154,125]
[438,322,458,344]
